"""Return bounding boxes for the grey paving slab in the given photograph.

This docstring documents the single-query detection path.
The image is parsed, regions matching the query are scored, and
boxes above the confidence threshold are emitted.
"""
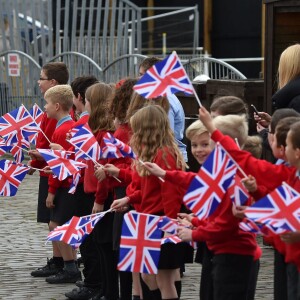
[0,172,274,299]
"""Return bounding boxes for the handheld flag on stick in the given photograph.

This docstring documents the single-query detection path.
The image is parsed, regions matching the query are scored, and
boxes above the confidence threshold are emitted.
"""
[134,51,201,106]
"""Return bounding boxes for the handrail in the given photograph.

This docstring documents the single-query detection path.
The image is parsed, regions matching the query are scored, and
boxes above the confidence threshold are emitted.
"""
[102,54,147,72]
[0,50,41,68]
[48,51,103,73]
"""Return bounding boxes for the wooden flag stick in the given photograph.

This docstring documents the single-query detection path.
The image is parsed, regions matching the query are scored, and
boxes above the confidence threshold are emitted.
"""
[139,159,165,182]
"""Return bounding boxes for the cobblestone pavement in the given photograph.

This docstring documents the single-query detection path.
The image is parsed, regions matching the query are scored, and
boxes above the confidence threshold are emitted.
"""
[0,172,274,299]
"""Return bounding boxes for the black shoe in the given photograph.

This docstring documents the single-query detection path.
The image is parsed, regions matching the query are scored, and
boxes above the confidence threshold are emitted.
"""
[89,292,104,300]
[46,269,82,284]
[31,258,63,277]
[65,286,99,300]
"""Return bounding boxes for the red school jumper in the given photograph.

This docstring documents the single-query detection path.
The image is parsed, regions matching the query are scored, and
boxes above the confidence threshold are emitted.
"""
[95,124,133,205]
[164,170,257,256]
[48,117,75,195]
[210,129,300,268]
[30,112,57,177]
[126,147,185,219]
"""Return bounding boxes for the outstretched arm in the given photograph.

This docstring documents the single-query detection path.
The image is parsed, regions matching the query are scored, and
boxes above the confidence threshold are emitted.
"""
[198,106,217,133]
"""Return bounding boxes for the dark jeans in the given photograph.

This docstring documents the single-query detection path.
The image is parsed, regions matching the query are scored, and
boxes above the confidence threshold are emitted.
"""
[212,254,254,300]
[274,249,288,300]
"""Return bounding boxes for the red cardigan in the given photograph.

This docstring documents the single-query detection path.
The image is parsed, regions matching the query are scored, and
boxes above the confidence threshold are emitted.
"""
[48,118,75,194]
[211,129,300,267]
[164,170,257,256]
[30,113,57,177]
[95,124,132,204]
[126,147,185,219]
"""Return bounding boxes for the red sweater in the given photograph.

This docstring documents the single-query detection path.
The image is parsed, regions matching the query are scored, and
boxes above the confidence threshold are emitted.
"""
[84,130,111,195]
[127,148,185,218]
[31,113,57,177]
[48,118,75,194]
[95,124,132,204]
[211,130,300,266]
[164,170,257,256]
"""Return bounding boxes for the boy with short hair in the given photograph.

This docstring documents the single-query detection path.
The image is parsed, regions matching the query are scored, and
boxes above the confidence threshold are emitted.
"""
[31,84,81,283]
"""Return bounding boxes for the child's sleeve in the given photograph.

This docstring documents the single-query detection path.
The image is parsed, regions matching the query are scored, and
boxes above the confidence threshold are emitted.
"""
[211,129,293,191]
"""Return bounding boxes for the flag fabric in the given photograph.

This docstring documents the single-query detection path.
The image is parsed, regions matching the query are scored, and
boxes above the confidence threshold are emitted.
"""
[28,104,44,144]
[157,216,180,235]
[47,212,107,247]
[239,219,264,234]
[244,183,300,232]
[0,160,29,196]
[0,106,37,144]
[133,51,194,98]
[161,235,182,245]
[46,216,85,245]
[118,211,162,274]
[183,144,237,219]
[0,138,11,157]
[101,132,136,159]
[69,123,101,161]
[229,175,250,206]
[68,172,81,194]
[10,131,31,163]
[37,149,87,181]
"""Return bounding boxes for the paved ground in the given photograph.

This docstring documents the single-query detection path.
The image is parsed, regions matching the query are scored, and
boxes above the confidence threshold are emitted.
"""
[0,172,274,299]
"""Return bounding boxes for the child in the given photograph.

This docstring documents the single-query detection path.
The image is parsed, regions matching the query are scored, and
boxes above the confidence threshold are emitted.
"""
[111,105,186,300]
[144,113,259,300]
[29,62,69,278]
[83,82,119,300]
[199,106,300,300]
[209,96,248,118]
[31,84,81,283]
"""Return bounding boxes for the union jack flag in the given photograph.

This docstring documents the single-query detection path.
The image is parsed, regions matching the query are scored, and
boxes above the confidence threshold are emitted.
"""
[28,104,43,144]
[46,216,85,245]
[47,211,107,247]
[118,211,162,274]
[183,143,237,220]
[229,175,250,206]
[244,183,300,232]
[68,172,81,194]
[0,160,29,196]
[0,138,11,157]
[9,131,31,163]
[101,132,136,159]
[37,149,87,181]
[133,51,194,98]
[0,106,38,145]
[161,235,182,245]
[69,123,101,161]
[157,216,180,234]
[239,219,264,234]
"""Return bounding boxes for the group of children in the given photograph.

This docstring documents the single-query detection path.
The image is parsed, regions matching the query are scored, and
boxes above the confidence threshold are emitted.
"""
[26,59,300,300]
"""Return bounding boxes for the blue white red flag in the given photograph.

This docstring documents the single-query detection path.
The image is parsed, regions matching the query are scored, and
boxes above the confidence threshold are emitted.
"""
[46,216,85,245]
[183,143,237,219]
[229,175,250,206]
[0,138,11,157]
[47,211,107,247]
[28,104,43,144]
[68,172,81,194]
[101,132,136,159]
[244,183,300,232]
[0,160,29,196]
[161,235,182,245]
[69,123,101,161]
[239,219,264,234]
[157,216,180,235]
[0,106,38,145]
[133,51,194,98]
[37,149,87,181]
[118,211,162,274]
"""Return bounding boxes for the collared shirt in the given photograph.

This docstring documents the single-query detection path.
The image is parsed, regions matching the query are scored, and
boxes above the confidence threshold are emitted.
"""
[56,115,73,128]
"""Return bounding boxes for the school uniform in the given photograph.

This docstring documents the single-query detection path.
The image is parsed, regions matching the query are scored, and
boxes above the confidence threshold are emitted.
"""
[30,112,57,223]
[164,168,258,300]
[127,147,187,269]
[48,116,76,225]
[210,129,300,299]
